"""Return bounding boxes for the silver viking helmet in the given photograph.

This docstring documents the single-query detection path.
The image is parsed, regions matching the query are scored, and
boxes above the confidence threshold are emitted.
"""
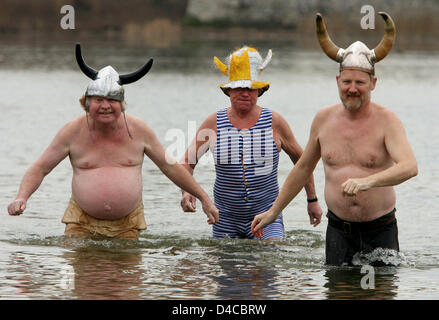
[316,12,396,75]
[75,43,153,102]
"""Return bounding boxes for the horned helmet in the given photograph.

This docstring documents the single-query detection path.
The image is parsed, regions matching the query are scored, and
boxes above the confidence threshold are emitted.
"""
[316,12,396,75]
[75,43,153,102]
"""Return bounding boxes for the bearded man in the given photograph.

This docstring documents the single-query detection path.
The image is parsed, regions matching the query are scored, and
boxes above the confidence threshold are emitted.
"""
[252,13,418,265]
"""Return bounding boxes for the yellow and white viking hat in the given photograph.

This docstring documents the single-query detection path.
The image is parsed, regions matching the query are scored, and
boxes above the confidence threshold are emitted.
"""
[214,46,272,96]
[316,12,396,75]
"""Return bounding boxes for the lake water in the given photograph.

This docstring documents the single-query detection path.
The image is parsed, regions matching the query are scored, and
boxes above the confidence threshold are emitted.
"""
[1,43,438,300]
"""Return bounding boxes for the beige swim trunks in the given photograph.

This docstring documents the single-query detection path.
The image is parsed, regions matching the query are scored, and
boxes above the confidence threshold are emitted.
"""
[62,197,147,240]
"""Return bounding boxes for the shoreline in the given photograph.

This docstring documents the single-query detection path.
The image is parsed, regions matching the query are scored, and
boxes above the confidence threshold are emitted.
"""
[1,26,439,52]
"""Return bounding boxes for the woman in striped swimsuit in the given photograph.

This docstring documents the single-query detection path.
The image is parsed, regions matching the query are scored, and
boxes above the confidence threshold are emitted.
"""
[180,46,322,239]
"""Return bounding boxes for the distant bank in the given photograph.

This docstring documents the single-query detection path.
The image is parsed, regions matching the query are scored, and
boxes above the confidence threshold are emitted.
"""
[0,0,438,50]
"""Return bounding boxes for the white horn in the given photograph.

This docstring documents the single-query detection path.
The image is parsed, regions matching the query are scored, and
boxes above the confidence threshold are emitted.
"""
[259,49,272,71]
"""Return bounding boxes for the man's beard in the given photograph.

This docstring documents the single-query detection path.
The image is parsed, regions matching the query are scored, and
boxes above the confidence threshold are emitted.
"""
[341,92,369,111]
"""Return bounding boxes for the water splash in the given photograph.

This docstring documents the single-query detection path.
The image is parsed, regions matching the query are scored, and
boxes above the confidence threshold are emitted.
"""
[351,248,407,266]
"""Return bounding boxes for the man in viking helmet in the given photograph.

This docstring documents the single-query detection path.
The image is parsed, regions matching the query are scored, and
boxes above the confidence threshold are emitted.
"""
[8,44,218,240]
[180,46,323,240]
[252,13,418,265]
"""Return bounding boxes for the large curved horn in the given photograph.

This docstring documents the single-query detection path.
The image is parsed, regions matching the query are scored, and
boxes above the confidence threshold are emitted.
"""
[75,43,98,80]
[118,58,153,85]
[372,12,396,62]
[316,13,342,62]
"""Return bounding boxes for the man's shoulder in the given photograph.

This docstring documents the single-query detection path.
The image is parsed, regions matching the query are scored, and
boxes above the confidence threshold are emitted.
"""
[206,111,218,121]
[270,109,288,128]
[370,103,403,125]
[49,115,85,144]
[124,114,154,136]
[372,103,397,117]
[199,112,217,130]
[125,114,147,125]
[314,104,339,121]
[61,115,85,132]
[319,104,339,113]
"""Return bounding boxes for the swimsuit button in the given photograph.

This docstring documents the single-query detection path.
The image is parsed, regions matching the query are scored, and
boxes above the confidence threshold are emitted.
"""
[241,130,247,135]
[245,197,249,202]
[243,166,248,170]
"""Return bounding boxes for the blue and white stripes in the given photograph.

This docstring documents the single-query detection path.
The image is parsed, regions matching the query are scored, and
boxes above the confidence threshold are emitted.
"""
[212,108,284,239]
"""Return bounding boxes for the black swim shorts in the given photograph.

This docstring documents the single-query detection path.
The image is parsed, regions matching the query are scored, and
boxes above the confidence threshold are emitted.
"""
[325,208,399,266]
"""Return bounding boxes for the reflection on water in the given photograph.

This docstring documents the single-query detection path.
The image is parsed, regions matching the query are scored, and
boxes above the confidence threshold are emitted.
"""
[324,267,399,300]
[0,232,410,300]
[65,248,144,300]
[213,256,279,300]
[2,229,439,299]
[1,232,322,299]
[1,43,439,300]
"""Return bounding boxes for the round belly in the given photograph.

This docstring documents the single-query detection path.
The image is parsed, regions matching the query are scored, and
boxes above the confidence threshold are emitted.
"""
[324,167,396,221]
[72,167,142,220]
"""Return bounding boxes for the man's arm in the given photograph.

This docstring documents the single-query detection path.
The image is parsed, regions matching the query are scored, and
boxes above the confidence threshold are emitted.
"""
[252,112,324,236]
[8,122,72,215]
[179,113,216,212]
[273,111,322,226]
[142,121,219,224]
[342,110,418,195]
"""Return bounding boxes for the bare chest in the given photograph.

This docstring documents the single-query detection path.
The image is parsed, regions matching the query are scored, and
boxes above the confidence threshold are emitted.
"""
[70,133,144,169]
[319,118,390,169]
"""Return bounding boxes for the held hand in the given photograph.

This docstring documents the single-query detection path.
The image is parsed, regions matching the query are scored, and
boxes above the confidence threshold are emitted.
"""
[307,201,322,227]
[180,191,197,212]
[251,210,277,239]
[8,199,26,216]
[200,198,219,225]
[341,177,373,196]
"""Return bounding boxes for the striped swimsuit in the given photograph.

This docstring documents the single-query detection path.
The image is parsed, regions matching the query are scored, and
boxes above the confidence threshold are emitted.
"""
[212,107,284,239]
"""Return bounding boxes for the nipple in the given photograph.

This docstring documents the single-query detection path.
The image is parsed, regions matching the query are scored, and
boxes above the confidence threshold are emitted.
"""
[104,203,112,212]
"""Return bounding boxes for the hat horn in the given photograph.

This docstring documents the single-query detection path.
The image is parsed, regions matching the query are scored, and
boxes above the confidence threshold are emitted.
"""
[372,12,396,62]
[316,13,342,62]
[75,43,98,80]
[214,56,229,76]
[118,58,154,85]
[259,49,272,71]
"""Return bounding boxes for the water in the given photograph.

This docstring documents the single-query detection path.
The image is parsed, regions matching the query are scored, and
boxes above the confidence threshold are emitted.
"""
[1,43,439,300]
